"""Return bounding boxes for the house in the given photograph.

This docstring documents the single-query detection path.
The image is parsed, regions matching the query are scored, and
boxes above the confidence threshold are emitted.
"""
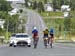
[0,19,5,29]
[61,5,71,12]
[8,8,19,15]
[61,5,71,17]
[6,0,25,3]
[63,12,69,17]
[44,3,53,12]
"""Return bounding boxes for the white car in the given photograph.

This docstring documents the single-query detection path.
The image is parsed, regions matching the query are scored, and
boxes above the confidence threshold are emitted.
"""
[9,33,31,47]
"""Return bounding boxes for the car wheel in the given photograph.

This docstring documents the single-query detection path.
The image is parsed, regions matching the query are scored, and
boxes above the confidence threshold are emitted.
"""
[9,44,13,47]
[13,45,16,47]
[28,45,31,47]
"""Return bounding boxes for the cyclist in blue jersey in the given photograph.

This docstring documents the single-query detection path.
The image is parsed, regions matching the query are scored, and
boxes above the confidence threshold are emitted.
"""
[48,28,54,48]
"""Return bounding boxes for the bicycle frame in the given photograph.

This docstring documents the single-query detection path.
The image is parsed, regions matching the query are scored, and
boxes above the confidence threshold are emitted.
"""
[43,37,48,48]
[50,37,54,48]
[33,37,39,48]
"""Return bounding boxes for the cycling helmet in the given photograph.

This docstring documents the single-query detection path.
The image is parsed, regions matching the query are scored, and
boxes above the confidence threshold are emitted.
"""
[33,26,37,29]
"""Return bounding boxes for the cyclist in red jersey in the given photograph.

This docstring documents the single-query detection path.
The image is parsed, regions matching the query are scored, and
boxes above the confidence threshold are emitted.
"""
[32,27,39,48]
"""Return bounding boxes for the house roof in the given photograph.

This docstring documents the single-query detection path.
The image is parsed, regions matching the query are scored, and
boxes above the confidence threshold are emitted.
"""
[61,5,69,9]
[8,8,18,15]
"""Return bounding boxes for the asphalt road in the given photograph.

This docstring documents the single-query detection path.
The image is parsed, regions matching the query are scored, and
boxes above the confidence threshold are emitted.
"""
[0,43,75,56]
[25,11,46,38]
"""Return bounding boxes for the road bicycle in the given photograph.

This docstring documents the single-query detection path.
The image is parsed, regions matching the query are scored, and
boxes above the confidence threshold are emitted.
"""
[50,37,54,48]
[33,37,39,48]
[43,37,48,48]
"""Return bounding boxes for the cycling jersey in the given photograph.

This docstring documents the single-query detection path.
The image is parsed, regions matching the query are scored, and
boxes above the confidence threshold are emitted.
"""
[49,28,54,38]
[43,30,49,38]
[32,29,38,38]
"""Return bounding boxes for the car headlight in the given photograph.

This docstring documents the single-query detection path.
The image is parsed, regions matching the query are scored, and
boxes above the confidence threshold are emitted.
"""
[13,40,17,43]
[27,39,31,43]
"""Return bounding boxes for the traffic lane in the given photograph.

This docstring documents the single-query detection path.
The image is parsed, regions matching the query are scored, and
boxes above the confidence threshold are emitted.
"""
[55,43,75,49]
[0,43,75,56]
[0,46,75,56]
[26,12,45,38]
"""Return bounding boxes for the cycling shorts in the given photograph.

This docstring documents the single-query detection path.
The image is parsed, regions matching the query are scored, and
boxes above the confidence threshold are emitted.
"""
[43,34,48,38]
[50,34,54,38]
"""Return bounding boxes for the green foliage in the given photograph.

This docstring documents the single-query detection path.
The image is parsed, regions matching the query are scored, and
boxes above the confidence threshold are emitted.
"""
[70,0,75,10]
[32,0,75,11]
[32,1,37,10]
[4,14,19,33]
[25,0,29,7]
[40,12,63,17]
[52,0,57,11]
[44,0,47,4]
[52,0,71,11]
[19,9,23,13]
[38,1,44,13]
[64,18,71,31]
[0,28,5,36]
[0,11,7,19]
[43,17,75,36]
[0,0,12,11]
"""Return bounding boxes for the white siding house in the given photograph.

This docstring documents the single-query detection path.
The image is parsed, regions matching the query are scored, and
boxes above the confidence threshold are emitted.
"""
[61,5,71,17]
[61,5,71,12]
[8,8,19,15]
[0,19,5,29]
[6,0,25,3]
[44,3,53,12]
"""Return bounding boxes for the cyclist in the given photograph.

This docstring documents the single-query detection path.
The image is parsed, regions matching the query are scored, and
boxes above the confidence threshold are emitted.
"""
[43,28,49,48]
[32,27,39,48]
[49,28,54,48]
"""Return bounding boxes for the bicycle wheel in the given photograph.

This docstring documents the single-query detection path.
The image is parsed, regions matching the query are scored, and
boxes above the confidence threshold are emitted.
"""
[50,43,52,48]
[44,39,47,48]
[34,38,38,48]
[50,38,53,48]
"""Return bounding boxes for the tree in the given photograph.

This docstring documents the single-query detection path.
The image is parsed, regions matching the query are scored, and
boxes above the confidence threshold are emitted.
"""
[4,14,19,33]
[30,2,33,8]
[44,0,47,4]
[25,0,29,7]
[32,1,37,10]
[64,18,71,31]
[0,0,12,11]
[52,0,57,11]
[59,24,61,32]
[60,0,64,6]
[38,2,44,13]
[70,0,75,10]
[19,9,23,13]
[52,0,70,10]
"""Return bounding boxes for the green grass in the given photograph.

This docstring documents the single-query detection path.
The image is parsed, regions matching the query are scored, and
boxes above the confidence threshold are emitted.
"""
[40,10,75,40]
[32,0,52,3]
[40,12,63,17]
[70,11,75,17]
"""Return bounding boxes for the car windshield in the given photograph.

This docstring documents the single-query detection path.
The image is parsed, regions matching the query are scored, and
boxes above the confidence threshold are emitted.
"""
[16,35,28,38]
